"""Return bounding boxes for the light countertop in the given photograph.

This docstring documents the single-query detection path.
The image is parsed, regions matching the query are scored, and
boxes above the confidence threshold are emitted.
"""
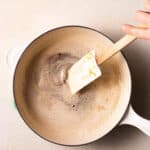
[0,0,150,149]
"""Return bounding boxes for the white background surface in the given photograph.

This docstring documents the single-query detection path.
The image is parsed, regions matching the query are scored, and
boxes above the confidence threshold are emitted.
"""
[0,0,150,149]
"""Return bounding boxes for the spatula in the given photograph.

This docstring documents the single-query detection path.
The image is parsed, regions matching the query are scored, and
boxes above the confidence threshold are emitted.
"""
[67,34,137,94]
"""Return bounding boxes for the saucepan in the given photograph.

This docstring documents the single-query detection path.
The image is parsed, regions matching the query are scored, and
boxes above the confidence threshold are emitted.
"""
[7,26,150,146]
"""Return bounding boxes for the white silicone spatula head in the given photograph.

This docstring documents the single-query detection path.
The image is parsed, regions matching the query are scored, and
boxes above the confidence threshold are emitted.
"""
[67,50,102,94]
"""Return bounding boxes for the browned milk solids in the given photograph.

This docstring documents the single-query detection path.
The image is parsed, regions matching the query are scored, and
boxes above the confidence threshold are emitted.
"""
[25,49,122,143]
[31,53,94,109]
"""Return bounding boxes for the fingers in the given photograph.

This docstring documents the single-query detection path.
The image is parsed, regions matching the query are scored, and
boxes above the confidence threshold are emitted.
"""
[122,24,150,40]
[122,0,150,39]
[136,10,150,27]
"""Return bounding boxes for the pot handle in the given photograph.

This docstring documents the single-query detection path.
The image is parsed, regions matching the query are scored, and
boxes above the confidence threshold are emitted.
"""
[119,105,150,136]
[7,42,30,74]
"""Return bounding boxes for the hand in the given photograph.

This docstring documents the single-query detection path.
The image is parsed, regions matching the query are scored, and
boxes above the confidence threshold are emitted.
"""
[122,0,150,40]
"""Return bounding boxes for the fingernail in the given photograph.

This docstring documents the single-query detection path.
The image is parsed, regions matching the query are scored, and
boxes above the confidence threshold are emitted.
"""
[136,10,142,16]
[136,10,141,13]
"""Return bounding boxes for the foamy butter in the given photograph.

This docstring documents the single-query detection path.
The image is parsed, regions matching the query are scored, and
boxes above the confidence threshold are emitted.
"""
[68,50,102,94]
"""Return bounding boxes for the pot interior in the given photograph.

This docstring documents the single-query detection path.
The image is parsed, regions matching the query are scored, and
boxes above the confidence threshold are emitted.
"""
[14,26,131,145]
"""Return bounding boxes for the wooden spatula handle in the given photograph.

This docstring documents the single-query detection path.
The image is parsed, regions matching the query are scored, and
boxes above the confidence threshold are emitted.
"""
[97,34,137,64]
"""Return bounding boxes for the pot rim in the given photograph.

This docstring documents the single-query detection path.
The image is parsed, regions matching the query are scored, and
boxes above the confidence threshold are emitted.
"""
[13,25,132,147]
